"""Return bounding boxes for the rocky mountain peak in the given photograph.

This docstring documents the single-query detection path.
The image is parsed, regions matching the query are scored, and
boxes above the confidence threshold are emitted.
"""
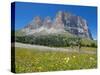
[43,16,52,28]
[21,11,92,39]
[33,16,42,28]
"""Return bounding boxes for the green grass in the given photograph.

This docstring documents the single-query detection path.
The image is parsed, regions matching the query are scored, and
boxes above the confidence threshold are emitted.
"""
[81,47,96,51]
[15,47,97,73]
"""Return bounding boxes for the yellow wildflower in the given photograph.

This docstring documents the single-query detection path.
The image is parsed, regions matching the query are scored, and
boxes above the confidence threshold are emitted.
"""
[90,57,94,60]
[73,56,76,58]
[64,57,70,63]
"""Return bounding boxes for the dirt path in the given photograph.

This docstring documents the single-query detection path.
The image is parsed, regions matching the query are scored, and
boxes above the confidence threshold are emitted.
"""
[15,42,96,54]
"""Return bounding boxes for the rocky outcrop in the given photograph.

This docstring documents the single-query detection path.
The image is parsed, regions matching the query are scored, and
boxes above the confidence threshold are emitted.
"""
[24,16,42,29]
[21,11,93,39]
[53,11,65,29]
[43,16,52,29]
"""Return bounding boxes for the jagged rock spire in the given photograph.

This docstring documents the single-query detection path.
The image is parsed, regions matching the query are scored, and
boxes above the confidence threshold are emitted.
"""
[33,16,42,29]
[43,16,52,28]
[53,11,65,29]
[25,16,42,29]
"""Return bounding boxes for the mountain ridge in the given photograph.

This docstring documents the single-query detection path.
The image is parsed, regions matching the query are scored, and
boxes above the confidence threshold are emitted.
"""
[16,11,93,39]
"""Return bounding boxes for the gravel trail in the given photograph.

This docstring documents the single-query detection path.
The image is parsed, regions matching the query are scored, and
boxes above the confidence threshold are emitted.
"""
[15,42,96,54]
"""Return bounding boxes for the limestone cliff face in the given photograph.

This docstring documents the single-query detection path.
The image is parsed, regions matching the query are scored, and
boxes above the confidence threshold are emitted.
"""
[22,11,93,39]
[24,16,42,29]
[43,16,52,29]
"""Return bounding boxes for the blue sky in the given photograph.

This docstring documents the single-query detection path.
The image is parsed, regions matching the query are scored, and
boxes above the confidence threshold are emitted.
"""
[14,2,97,40]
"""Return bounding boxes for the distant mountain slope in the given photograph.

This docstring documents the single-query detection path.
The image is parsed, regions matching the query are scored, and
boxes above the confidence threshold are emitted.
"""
[16,11,93,39]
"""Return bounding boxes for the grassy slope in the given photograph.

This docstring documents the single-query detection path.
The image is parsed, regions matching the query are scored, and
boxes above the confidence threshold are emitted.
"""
[15,47,97,73]
[15,30,97,48]
[15,30,26,36]
[15,29,74,37]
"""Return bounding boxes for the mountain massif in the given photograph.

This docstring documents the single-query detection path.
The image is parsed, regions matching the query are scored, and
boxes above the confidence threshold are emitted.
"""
[17,11,93,39]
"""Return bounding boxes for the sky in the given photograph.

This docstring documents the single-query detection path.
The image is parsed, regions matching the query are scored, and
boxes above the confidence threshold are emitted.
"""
[13,2,97,40]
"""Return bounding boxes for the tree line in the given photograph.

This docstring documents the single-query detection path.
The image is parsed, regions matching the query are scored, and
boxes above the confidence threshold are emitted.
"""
[15,34,97,48]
